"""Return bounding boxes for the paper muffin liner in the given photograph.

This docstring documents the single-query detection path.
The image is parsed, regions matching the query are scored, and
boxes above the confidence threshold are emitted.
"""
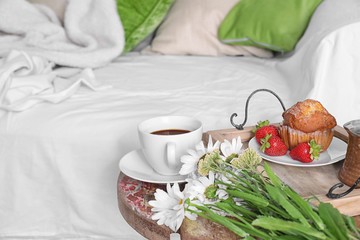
[279,125,334,152]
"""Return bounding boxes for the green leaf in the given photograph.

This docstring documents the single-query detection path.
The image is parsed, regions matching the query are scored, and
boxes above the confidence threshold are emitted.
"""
[244,236,257,240]
[265,184,310,227]
[252,217,327,239]
[275,236,307,240]
[215,202,272,240]
[227,189,269,208]
[343,214,360,238]
[283,186,326,230]
[224,201,258,218]
[191,203,248,237]
[263,162,282,188]
[318,203,348,240]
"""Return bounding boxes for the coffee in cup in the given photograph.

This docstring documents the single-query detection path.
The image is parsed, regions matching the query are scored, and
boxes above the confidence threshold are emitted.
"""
[138,116,203,176]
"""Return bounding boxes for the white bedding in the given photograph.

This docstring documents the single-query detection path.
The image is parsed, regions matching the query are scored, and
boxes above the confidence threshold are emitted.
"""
[0,0,124,68]
[0,54,290,240]
[1,0,360,239]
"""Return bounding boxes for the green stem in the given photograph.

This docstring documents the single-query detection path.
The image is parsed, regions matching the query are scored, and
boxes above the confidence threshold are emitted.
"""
[215,202,272,240]
[188,202,248,237]
[215,179,253,194]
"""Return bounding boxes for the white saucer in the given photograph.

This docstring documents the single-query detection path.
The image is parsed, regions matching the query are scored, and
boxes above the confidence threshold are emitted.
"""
[119,149,187,184]
[248,136,347,167]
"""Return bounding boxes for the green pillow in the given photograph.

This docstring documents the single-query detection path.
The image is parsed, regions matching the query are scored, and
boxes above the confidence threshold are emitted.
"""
[116,0,174,54]
[218,0,323,53]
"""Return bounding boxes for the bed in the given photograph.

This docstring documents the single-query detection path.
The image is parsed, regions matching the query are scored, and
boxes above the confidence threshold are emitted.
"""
[1,0,360,239]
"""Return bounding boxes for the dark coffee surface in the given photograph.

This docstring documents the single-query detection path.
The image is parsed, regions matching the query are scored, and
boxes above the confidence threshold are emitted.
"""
[151,129,190,135]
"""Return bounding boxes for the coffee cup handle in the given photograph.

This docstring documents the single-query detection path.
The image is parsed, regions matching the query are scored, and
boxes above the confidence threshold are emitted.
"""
[167,142,177,169]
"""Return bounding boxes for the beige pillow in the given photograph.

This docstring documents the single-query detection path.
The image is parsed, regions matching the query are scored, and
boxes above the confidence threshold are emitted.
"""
[28,0,66,22]
[144,0,273,57]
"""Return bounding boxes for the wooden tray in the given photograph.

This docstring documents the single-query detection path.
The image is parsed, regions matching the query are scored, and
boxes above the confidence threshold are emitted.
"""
[117,125,360,240]
[204,125,360,217]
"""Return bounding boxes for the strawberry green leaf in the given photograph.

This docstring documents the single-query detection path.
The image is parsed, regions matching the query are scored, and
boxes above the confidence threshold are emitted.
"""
[260,134,272,152]
[308,139,322,160]
[252,120,270,133]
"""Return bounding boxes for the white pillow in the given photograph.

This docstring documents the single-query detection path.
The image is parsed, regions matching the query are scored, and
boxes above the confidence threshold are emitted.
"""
[143,0,273,57]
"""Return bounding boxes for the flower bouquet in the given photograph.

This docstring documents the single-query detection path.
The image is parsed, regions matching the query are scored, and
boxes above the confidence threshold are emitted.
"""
[149,136,360,239]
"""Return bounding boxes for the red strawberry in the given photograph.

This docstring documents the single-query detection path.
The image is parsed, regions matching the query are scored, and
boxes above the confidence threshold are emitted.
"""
[253,120,279,144]
[289,139,322,163]
[260,134,288,156]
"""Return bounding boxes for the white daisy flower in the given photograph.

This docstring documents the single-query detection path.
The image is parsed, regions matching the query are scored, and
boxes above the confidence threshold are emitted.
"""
[179,135,221,176]
[220,136,243,163]
[220,136,243,157]
[196,135,220,154]
[187,171,228,203]
[149,183,197,232]
[179,148,203,176]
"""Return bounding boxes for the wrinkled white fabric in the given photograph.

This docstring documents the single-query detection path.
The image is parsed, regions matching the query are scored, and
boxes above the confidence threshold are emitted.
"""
[0,51,111,111]
[0,0,124,68]
[0,54,288,240]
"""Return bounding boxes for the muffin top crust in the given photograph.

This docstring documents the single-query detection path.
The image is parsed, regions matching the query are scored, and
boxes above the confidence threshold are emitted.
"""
[282,99,337,133]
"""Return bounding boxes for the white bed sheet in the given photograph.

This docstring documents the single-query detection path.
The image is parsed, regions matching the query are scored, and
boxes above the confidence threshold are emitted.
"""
[1,0,360,239]
[0,54,291,240]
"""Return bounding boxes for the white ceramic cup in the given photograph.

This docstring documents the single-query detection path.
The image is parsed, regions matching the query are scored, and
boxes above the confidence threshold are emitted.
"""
[138,116,203,176]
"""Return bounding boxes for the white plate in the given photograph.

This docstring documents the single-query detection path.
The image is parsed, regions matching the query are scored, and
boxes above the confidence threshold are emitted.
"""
[119,149,187,184]
[248,136,347,167]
